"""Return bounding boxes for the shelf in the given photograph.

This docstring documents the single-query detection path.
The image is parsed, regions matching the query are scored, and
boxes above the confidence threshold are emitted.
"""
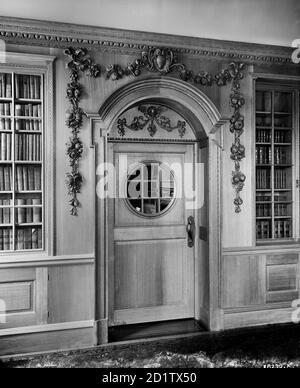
[15,98,42,103]
[15,130,42,134]
[274,112,293,115]
[0,71,44,253]
[17,223,42,227]
[15,161,42,164]
[256,111,272,114]
[15,116,42,120]
[256,142,271,145]
[17,191,42,194]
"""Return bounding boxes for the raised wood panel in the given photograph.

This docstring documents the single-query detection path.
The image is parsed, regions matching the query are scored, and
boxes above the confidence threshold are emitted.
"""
[0,267,47,329]
[266,254,299,266]
[222,255,265,309]
[0,282,33,313]
[114,240,185,310]
[266,291,299,304]
[48,264,94,323]
[267,265,298,292]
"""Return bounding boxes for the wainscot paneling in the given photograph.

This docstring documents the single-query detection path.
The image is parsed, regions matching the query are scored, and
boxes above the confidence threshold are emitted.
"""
[221,255,265,309]
[48,264,95,323]
[0,267,47,329]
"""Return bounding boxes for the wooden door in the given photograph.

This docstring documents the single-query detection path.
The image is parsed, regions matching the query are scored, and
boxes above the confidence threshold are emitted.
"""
[108,142,195,326]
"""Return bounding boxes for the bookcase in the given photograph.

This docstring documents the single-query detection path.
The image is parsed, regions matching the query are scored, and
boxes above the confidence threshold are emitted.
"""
[0,53,54,254]
[255,84,297,243]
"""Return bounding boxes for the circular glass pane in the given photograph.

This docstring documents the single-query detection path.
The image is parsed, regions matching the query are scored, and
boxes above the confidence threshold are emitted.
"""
[126,161,176,217]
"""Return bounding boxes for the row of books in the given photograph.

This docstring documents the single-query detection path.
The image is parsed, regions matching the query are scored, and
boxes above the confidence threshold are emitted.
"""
[274,220,292,239]
[256,91,292,113]
[0,102,11,116]
[256,169,271,189]
[15,133,42,161]
[256,130,271,143]
[0,227,43,251]
[0,118,11,131]
[274,116,292,128]
[16,198,42,224]
[274,147,290,165]
[0,228,13,251]
[256,204,271,217]
[256,92,271,113]
[16,118,42,132]
[274,204,290,217]
[15,75,41,100]
[256,115,271,127]
[256,193,271,202]
[16,166,42,191]
[256,204,291,218]
[274,130,291,144]
[256,221,271,240]
[256,146,271,165]
[0,74,12,99]
[0,165,12,191]
[274,169,288,189]
[15,103,41,118]
[0,133,11,160]
[0,200,12,224]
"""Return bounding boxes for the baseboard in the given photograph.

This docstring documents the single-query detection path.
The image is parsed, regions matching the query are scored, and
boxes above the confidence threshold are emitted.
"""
[224,307,295,330]
[0,321,95,356]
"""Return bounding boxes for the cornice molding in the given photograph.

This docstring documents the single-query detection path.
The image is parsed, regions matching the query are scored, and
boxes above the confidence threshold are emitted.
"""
[0,16,294,65]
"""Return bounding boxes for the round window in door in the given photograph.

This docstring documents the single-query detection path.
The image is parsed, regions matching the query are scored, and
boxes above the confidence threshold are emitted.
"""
[126,161,176,218]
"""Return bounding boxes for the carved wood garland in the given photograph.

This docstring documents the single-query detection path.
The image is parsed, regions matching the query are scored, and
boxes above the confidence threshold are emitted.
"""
[64,47,246,215]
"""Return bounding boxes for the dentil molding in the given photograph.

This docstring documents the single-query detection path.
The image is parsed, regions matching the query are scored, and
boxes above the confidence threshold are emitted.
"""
[0,16,294,65]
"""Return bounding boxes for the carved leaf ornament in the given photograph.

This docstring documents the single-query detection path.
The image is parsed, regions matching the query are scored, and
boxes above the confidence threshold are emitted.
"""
[65,46,246,215]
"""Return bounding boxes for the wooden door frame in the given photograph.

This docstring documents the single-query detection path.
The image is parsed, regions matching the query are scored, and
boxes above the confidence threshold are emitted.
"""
[89,77,227,344]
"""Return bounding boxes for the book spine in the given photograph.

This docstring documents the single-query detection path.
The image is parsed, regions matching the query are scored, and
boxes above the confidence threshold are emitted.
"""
[16,199,26,224]
[32,198,42,223]
[26,198,33,223]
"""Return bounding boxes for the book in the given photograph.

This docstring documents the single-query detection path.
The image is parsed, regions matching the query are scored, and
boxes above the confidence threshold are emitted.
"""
[16,199,26,224]
[5,74,12,98]
[32,198,42,223]
[26,198,33,223]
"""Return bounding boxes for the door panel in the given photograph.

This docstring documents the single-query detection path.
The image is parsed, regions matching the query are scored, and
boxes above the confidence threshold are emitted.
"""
[108,142,195,326]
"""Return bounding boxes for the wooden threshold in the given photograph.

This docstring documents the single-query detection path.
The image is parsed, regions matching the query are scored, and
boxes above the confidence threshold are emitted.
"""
[108,319,206,342]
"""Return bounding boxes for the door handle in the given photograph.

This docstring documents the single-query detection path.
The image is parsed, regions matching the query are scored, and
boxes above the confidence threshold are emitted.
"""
[186,216,195,248]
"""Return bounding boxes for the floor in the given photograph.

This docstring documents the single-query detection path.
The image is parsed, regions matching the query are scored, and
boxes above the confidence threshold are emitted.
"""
[2,323,300,368]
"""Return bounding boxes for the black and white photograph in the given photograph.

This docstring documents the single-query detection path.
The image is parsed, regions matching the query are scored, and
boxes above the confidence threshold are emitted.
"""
[0,0,299,372]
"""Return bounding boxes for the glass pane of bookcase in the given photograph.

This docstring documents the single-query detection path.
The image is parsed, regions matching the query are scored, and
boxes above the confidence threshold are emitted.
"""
[256,89,294,242]
[0,71,43,252]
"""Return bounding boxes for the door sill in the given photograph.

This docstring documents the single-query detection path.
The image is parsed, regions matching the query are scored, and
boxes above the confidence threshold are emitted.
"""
[108,319,206,342]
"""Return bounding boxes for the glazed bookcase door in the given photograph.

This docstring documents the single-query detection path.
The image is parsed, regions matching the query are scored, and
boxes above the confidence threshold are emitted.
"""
[255,84,299,243]
[0,71,44,252]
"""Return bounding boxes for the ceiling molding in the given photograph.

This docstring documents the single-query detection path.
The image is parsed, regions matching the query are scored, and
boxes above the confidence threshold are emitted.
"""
[0,16,294,65]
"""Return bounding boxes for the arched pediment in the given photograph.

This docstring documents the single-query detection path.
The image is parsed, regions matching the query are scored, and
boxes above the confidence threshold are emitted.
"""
[98,76,225,140]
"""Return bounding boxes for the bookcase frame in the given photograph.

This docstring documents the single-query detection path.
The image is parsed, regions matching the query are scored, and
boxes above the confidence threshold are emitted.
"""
[255,81,300,245]
[0,52,55,258]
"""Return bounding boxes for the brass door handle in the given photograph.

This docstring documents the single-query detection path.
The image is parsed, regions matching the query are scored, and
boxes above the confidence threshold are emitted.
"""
[186,216,195,248]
